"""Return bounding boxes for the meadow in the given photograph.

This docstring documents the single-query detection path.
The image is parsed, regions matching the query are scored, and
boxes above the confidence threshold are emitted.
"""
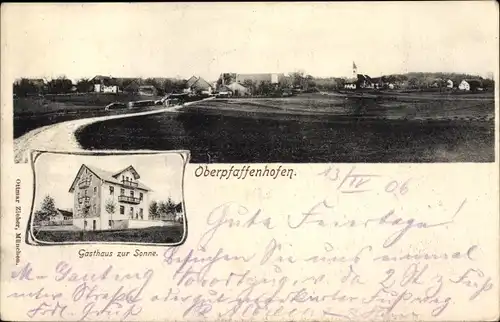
[33,225,185,244]
[75,93,495,163]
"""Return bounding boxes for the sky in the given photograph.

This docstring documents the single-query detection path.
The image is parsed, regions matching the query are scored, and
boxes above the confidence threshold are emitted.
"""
[2,2,498,82]
[33,152,186,211]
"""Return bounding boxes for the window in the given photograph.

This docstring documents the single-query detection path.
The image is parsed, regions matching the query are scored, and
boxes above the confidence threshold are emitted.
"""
[89,174,92,181]
[78,192,80,198]
[120,206,124,215]
[109,220,112,227]
[140,192,143,200]
[140,208,143,220]
[93,187,97,194]
[93,204,96,214]
[130,190,134,197]
[109,186,114,195]
[120,188,125,195]
[84,220,87,228]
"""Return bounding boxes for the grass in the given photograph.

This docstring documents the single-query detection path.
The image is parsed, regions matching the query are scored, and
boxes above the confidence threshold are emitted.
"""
[75,94,495,163]
[34,225,184,244]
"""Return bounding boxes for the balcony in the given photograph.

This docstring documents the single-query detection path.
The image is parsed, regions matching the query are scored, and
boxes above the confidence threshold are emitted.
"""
[78,179,91,189]
[118,195,141,204]
[121,179,138,188]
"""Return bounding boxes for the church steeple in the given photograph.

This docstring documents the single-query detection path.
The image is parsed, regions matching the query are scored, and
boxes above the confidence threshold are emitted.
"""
[352,61,358,77]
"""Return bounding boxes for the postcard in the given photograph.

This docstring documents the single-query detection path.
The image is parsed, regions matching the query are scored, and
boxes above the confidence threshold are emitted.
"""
[1,2,499,321]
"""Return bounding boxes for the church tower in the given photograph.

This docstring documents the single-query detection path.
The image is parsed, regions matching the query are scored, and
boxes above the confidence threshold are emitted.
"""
[352,61,358,78]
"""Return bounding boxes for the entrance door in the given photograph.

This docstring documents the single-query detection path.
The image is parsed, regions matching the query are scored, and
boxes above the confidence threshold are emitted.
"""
[93,220,96,231]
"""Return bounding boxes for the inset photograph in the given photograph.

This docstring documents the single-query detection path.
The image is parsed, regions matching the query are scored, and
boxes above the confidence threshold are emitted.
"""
[27,150,189,246]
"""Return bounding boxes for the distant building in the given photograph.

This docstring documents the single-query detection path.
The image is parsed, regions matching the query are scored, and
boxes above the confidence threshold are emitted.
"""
[344,74,374,90]
[48,208,73,226]
[226,82,249,96]
[446,79,454,88]
[459,79,483,91]
[90,75,119,93]
[69,164,152,231]
[123,80,141,93]
[235,73,285,85]
[138,85,158,96]
[184,76,213,95]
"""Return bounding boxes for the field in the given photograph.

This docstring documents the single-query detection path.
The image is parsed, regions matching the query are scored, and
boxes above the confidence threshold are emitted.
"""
[14,93,162,138]
[33,225,184,244]
[75,93,495,163]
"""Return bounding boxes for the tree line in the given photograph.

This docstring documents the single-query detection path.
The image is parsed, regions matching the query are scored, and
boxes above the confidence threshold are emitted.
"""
[217,71,317,96]
[13,76,188,97]
[148,198,183,221]
[313,72,495,91]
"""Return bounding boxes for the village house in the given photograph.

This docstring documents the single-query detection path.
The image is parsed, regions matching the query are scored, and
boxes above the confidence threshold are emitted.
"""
[123,79,141,93]
[344,74,374,90]
[44,208,73,226]
[226,82,249,96]
[214,85,232,97]
[184,76,213,95]
[458,79,483,91]
[90,75,120,93]
[235,73,285,85]
[138,85,158,96]
[446,79,454,88]
[68,164,152,231]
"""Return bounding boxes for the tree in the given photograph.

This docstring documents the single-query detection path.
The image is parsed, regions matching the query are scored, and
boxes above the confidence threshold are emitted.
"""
[242,79,256,95]
[76,78,93,93]
[47,76,73,94]
[105,199,116,216]
[290,71,305,88]
[304,75,316,92]
[149,201,159,220]
[217,73,236,87]
[257,81,273,96]
[165,197,176,214]
[175,202,183,213]
[163,79,187,94]
[34,195,57,223]
[158,201,168,220]
[157,198,177,221]
[408,77,419,89]
[13,78,39,97]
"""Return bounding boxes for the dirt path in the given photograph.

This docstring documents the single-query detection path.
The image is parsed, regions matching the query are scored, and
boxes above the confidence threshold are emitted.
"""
[14,98,213,163]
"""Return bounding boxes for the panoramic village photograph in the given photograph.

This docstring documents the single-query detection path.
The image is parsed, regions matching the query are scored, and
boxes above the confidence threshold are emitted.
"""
[29,152,187,245]
[12,3,497,163]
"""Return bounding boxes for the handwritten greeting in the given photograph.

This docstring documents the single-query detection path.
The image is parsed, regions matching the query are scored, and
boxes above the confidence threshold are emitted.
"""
[5,165,496,321]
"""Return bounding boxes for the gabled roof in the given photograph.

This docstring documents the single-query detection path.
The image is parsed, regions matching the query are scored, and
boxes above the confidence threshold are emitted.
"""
[57,208,73,218]
[191,77,212,90]
[138,85,157,91]
[226,82,248,90]
[186,76,199,88]
[90,75,119,86]
[123,80,141,91]
[112,165,140,180]
[69,164,152,193]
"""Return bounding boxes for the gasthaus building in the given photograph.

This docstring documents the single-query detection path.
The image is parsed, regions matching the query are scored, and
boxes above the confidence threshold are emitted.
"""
[68,164,152,231]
